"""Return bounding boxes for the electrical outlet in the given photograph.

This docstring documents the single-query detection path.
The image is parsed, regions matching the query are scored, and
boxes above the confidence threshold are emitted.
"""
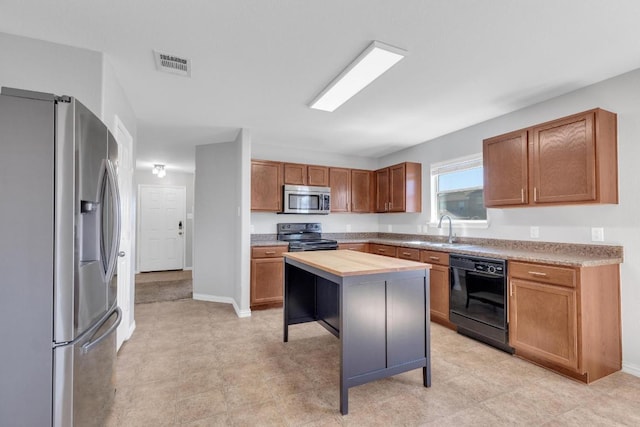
[530,226,539,239]
[423,225,429,233]
[346,224,352,232]
[591,227,604,242]
[250,224,255,233]
[387,225,393,232]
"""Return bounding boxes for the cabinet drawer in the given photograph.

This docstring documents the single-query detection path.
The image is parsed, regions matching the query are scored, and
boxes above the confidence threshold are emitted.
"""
[420,250,449,266]
[251,246,288,258]
[338,243,369,252]
[397,247,420,261]
[509,261,576,288]
[370,244,397,257]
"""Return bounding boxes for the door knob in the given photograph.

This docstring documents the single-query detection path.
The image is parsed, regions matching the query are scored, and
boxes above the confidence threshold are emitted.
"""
[118,251,126,257]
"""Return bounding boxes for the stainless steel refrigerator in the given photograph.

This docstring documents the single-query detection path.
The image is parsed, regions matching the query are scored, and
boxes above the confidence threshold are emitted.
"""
[0,87,122,426]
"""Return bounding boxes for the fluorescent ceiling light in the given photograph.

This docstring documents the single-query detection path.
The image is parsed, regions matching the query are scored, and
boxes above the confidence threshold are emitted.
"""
[309,41,407,112]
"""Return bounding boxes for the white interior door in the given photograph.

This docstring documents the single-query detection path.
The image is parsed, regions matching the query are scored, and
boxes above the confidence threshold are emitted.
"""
[138,185,186,272]
[114,117,133,350]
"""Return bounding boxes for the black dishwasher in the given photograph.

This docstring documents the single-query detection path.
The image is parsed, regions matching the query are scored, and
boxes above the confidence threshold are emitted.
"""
[449,254,513,353]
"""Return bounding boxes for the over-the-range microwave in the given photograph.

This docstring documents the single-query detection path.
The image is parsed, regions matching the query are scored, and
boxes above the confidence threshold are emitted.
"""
[282,185,331,214]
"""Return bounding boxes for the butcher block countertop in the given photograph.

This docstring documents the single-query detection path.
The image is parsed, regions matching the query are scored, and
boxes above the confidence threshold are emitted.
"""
[284,250,431,277]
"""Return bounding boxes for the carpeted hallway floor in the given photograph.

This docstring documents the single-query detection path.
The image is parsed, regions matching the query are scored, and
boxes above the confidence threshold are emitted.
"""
[135,270,192,304]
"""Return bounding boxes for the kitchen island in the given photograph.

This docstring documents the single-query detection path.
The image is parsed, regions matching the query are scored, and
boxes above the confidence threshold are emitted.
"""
[283,250,432,415]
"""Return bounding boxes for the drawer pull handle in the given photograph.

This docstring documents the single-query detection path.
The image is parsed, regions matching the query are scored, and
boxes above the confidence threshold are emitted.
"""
[402,252,412,256]
[528,271,547,276]
[429,256,440,260]
[264,251,276,255]
[378,249,385,252]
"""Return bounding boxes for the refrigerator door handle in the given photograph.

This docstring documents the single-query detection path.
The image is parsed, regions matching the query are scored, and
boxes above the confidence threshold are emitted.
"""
[104,159,121,283]
[81,306,122,355]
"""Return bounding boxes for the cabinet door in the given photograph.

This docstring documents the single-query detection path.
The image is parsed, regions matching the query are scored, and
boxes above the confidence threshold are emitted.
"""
[510,278,579,371]
[375,168,389,212]
[329,168,350,212]
[338,243,369,252]
[283,163,307,185]
[397,247,420,261]
[369,244,397,257]
[483,130,529,207]
[387,275,426,367]
[351,169,372,213]
[429,264,450,324]
[251,160,282,211]
[389,163,406,212]
[531,112,596,204]
[308,165,329,186]
[250,258,284,306]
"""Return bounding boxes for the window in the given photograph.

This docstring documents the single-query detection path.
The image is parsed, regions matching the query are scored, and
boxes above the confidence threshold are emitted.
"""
[431,154,487,223]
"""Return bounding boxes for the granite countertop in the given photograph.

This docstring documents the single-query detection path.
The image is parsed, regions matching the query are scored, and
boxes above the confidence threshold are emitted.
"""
[366,238,622,267]
[251,233,623,267]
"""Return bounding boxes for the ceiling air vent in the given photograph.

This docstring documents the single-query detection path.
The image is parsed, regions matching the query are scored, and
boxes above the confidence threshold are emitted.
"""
[153,50,191,77]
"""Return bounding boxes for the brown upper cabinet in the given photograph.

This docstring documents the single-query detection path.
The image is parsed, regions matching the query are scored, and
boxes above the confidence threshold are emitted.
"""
[350,169,374,213]
[283,163,329,186]
[483,108,618,208]
[375,162,422,213]
[329,167,350,212]
[329,168,374,213]
[251,160,283,212]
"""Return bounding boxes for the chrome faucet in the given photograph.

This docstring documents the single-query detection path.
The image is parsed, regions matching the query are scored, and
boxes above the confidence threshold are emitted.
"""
[438,214,455,244]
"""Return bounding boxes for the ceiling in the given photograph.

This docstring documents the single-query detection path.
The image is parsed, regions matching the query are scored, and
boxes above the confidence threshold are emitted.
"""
[2,1,640,173]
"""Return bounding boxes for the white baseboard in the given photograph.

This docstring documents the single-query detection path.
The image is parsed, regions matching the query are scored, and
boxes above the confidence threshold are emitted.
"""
[193,293,251,318]
[127,321,136,340]
[622,361,640,378]
[183,266,193,271]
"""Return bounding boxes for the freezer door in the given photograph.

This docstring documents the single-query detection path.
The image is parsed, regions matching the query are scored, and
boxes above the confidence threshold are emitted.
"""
[53,306,122,427]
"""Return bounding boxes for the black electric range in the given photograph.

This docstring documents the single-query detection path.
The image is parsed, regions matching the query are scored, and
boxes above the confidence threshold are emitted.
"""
[277,223,338,252]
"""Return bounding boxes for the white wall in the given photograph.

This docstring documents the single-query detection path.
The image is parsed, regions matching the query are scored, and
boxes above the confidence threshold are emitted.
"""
[193,140,245,314]
[250,143,380,234]
[236,130,252,315]
[379,68,640,376]
[0,32,103,115]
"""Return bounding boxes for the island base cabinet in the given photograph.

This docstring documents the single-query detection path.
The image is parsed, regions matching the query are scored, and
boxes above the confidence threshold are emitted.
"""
[283,255,430,415]
[508,261,621,383]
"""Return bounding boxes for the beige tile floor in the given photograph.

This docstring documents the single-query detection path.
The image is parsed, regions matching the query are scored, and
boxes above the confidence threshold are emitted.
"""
[107,299,640,426]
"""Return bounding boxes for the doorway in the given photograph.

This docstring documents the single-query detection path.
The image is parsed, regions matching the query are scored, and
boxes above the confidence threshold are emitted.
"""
[137,185,187,272]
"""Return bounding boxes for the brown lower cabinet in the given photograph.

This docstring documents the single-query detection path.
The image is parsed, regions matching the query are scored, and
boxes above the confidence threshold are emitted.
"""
[369,243,397,257]
[509,261,621,383]
[250,246,287,309]
[420,250,454,329]
[338,243,369,252]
